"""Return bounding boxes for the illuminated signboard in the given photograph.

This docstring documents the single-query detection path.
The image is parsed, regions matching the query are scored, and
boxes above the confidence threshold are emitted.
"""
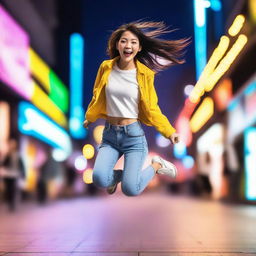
[0,5,69,128]
[244,127,256,200]
[69,33,86,138]
[227,74,256,142]
[18,101,71,157]
[0,5,32,99]
[28,48,69,113]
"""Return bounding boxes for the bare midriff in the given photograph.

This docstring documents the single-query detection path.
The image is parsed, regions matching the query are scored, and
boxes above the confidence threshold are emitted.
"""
[106,116,138,126]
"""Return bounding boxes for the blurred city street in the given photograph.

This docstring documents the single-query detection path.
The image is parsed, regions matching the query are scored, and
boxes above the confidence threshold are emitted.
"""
[1,0,256,255]
[1,191,256,255]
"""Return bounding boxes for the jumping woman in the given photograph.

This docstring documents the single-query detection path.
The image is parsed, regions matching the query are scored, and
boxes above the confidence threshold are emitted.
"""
[83,21,189,196]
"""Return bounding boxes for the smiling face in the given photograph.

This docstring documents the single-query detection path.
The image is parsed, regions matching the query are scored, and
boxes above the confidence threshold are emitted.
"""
[116,30,141,68]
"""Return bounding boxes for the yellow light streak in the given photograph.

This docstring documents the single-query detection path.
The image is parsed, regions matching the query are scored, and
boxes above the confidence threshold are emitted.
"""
[228,15,245,37]
[205,34,248,91]
[189,36,230,103]
[29,48,50,93]
[190,97,214,133]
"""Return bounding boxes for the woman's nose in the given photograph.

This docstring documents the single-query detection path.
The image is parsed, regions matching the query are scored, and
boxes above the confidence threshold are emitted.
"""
[125,42,132,47]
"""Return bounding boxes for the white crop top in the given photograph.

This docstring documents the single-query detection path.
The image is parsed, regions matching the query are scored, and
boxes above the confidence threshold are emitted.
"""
[105,64,140,118]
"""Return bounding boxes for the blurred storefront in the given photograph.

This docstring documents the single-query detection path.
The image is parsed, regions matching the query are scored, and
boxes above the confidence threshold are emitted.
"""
[175,0,256,203]
[0,2,79,206]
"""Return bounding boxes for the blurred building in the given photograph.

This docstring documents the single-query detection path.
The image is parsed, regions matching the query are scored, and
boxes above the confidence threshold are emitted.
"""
[175,0,256,203]
[0,0,90,204]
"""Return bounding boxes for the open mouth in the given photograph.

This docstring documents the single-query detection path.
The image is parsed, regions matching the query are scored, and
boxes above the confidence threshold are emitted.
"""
[123,50,133,57]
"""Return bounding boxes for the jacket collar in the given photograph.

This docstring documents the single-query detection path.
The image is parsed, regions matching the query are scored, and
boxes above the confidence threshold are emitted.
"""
[104,56,155,75]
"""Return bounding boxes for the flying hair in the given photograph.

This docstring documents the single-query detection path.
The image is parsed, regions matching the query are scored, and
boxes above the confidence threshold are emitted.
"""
[107,20,190,72]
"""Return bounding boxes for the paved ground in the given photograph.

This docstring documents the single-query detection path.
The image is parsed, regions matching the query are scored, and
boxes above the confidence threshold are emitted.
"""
[0,190,256,255]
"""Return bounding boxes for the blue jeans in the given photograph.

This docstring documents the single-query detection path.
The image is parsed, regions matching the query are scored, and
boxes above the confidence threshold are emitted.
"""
[93,121,155,196]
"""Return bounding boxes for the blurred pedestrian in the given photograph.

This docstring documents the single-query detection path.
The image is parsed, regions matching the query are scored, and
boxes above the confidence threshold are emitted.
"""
[83,21,189,196]
[0,139,25,211]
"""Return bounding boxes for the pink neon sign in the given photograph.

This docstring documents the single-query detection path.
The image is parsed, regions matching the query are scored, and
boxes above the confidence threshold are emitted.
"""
[0,5,32,99]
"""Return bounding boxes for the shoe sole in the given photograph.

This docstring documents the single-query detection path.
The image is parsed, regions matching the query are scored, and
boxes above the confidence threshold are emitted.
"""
[157,164,177,178]
[107,184,118,194]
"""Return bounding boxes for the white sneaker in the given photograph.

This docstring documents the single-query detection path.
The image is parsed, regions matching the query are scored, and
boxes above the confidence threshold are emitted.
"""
[152,156,177,178]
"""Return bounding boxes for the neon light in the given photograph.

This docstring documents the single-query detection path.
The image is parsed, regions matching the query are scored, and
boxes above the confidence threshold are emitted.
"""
[228,15,245,37]
[194,0,207,79]
[195,0,207,27]
[205,34,248,92]
[0,5,32,99]
[190,97,214,133]
[69,33,86,138]
[31,80,68,127]
[18,101,71,156]
[194,0,222,79]
[29,48,69,113]
[210,0,222,11]
[52,148,69,162]
[28,48,51,92]
[190,36,230,103]
[227,75,256,142]
[49,70,69,113]
[244,127,256,200]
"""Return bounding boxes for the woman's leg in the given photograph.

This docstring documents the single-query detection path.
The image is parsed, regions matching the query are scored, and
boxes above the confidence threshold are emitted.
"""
[121,137,155,196]
[93,143,123,189]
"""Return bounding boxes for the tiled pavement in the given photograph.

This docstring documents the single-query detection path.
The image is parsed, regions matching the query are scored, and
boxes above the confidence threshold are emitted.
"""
[0,191,256,256]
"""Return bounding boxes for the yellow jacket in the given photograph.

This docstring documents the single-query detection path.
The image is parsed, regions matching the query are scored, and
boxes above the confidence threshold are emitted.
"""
[85,57,176,138]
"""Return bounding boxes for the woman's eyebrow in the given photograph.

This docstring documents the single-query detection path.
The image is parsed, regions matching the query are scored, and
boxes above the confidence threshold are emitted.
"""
[120,37,138,41]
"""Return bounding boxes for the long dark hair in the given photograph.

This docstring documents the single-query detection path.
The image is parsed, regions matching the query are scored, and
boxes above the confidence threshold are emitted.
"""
[107,21,190,72]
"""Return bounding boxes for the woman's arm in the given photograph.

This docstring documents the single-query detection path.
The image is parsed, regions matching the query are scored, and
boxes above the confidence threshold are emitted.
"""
[147,75,179,141]
[84,62,105,125]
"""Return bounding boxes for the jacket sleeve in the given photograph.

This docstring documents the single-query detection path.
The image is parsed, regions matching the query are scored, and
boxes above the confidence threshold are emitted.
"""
[147,75,176,138]
[85,62,104,121]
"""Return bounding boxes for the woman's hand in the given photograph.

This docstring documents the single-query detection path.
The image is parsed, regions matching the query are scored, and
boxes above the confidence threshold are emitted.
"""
[169,132,180,144]
[83,120,91,129]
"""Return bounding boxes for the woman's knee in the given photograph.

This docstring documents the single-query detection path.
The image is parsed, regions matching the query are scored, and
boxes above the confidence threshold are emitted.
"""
[93,169,111,188]
[121,183,140,197]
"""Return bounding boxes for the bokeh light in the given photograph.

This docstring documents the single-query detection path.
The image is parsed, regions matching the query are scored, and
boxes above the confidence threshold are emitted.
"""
[83,168,93,184]
[182,155,195,169]
[82,144,95,159]
[93,125,104,144]
[174,141,187,159]
[184,84,194,96]
[74,155,87,171]
[156,133,171,148]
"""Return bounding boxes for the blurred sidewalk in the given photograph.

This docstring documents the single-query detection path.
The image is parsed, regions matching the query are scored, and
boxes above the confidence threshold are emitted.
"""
[0,191,256,255]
